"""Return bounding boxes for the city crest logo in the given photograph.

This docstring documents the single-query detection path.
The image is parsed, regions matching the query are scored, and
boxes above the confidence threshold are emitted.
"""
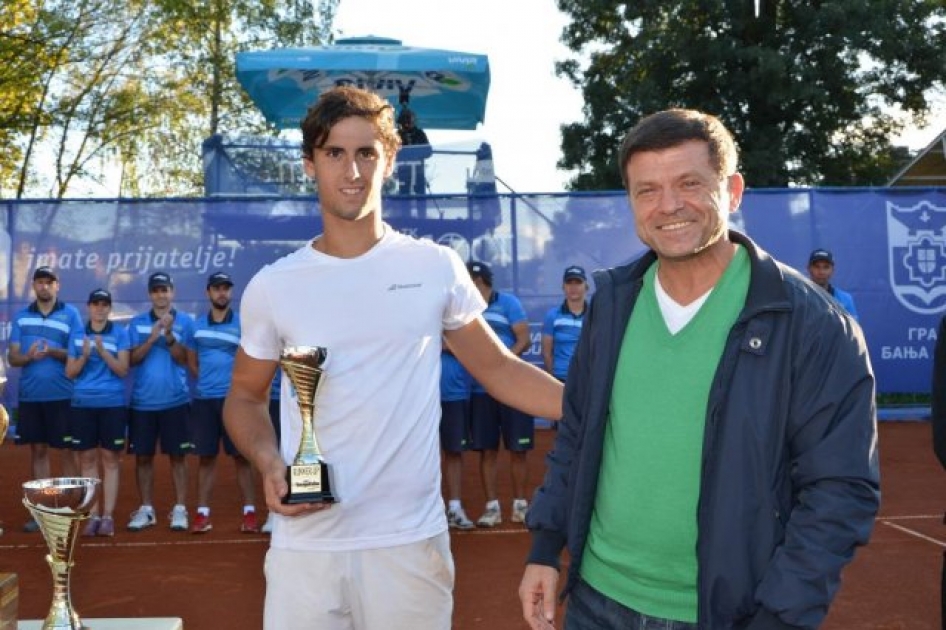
[886,200,946,314]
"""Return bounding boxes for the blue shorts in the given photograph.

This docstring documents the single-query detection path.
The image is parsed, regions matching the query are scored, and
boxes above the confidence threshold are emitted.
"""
[69,406,128,452]
[15,400,72,448]
[439,399,470,454]
[469,393,534,452]
[191,397,240,457]
[128,404,192,456]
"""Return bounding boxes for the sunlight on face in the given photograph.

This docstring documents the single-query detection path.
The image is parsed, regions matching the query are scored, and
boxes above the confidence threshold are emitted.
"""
[303,116,395,223]
[625,140,742,262]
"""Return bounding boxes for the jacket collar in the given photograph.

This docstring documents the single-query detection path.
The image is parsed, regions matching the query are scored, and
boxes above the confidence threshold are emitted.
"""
[592,230,793,319]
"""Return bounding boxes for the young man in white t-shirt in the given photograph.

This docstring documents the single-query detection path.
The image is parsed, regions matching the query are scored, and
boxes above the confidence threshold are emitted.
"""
[223,85,563,630]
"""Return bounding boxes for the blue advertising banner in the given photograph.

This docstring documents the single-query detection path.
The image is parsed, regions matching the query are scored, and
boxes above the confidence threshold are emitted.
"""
[1,187,944,408]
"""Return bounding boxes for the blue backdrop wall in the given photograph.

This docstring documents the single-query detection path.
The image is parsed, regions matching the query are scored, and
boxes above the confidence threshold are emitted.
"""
[1,187,944,406]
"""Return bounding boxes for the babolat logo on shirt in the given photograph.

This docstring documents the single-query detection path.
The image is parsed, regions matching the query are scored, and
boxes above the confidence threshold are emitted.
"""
[387,283,422,291]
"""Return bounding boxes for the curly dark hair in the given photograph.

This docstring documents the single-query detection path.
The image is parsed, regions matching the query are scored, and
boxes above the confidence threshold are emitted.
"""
[300,86,401,160]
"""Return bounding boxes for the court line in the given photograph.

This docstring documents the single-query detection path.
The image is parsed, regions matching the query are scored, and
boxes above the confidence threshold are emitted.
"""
[450,528,529,536]
[10,516,937,551]
[880,520,946,548]
[0,537,269,551]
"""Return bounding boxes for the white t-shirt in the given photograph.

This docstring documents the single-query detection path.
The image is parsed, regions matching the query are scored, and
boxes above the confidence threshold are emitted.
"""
[240,226,485,551]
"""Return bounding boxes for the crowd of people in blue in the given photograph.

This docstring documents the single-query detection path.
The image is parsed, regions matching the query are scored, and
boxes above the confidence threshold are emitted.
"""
[5,267,281,536]
[1,85,882,630]
[440,260,589,530]
[1,257,585,540]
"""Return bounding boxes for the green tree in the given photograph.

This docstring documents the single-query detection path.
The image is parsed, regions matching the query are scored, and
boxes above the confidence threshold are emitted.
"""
[0,0,338,198]
[0,0,46,192]
[556,1,946,189]
[121,0,338,196]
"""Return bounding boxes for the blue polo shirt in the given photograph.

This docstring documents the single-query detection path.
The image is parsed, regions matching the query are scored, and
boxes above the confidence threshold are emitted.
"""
[828,285,859,321]
[473,290,527,394]
[68,320,131,407]
[542,301,587,380]
[187,309,240,399]
[10,300,83,401]
[440,351,471,402]
[128,308,195,411]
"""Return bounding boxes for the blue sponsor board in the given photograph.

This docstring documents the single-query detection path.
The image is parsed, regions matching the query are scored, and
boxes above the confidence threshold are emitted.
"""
[0,187,945,408]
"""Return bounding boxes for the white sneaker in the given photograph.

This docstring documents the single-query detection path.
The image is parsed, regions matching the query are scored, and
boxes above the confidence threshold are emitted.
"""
[447,507,475,530]
[127,507,156,531]
[169,505,188,531]
[476,505,502,528]
[261,513,274,534]
[511,500,529,523]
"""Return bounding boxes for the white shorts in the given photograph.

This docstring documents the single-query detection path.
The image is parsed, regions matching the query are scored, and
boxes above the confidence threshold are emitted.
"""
[263,532,454,630]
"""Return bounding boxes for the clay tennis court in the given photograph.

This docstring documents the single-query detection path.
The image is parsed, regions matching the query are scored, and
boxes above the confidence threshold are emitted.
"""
[1,421,943,629]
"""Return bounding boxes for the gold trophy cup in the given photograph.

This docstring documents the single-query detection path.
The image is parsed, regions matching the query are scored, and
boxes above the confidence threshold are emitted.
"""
[0,403,8,446]
[22,477,101,630]
[279,346,335,504]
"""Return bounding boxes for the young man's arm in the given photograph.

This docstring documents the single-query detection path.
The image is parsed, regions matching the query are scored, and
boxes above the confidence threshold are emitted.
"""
[445,316,561,421]
[224,348,329,516]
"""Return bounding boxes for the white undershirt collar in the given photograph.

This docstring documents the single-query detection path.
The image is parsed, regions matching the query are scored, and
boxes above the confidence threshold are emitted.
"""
[654,274,713,335]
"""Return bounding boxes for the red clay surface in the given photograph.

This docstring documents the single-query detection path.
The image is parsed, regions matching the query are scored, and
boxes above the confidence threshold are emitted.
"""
[1,422,943,629]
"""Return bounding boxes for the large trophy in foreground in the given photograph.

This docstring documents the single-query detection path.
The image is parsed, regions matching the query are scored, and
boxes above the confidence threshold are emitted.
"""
[0,402,8,446]
[22,477,101,630]
[279,346,335,504]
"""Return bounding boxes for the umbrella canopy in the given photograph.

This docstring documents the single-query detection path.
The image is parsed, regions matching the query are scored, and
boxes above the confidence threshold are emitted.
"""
[235,36,490,131]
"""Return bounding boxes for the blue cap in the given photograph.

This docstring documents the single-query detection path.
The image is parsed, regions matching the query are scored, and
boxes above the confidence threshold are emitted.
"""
[33,266,58,282]
[809,249,834,265]
[88,288,112,304]
[207,271,234,288]
[563,265,587,282]
[467,261,493,283]
[148,272,173,290]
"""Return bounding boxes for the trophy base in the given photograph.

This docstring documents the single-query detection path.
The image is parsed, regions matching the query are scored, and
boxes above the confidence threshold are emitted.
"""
[282,461,336,505]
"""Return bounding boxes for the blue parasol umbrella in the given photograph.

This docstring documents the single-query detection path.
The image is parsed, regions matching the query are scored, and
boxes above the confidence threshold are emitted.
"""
[235,36,490,131]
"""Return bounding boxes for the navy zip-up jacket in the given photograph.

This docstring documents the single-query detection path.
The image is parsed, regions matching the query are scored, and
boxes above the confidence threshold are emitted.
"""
[930,315,946,470]
[526,231,880,629]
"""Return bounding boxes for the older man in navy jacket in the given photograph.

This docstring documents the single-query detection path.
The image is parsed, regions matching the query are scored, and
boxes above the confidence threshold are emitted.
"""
[520,109,879,630]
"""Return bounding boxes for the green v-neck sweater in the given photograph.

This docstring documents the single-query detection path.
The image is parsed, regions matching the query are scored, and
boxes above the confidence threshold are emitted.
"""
[581,247,749,623]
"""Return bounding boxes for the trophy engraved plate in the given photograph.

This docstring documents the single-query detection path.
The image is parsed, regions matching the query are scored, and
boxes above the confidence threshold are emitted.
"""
[279,346,335,504]
[22,477,100,630]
